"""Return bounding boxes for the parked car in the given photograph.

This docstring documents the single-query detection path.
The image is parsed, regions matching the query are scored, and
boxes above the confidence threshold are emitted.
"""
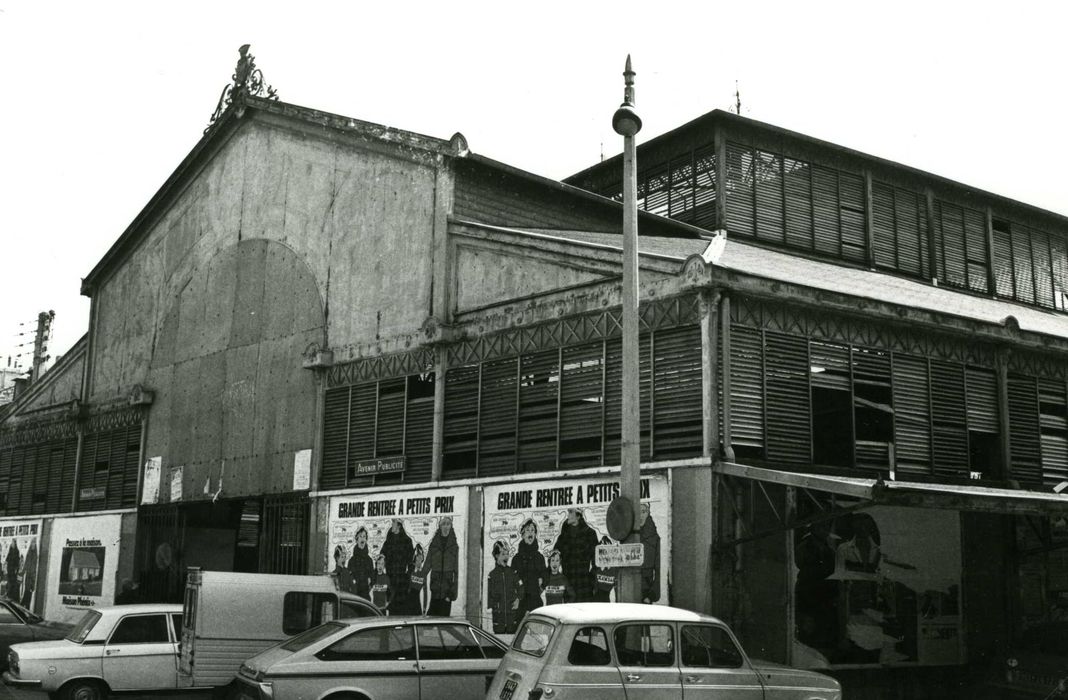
[486,602,841,700]
[979,621,1068,698]
[234,616,508,700]
[3,603,183,700]
[179,569,381,690]
[0,597,73,671]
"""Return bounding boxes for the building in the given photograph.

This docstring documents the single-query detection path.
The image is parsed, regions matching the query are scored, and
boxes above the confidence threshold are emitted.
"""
[2,48,1068,696]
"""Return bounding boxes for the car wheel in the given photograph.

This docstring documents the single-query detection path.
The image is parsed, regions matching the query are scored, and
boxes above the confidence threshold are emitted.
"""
[60,679,106,700]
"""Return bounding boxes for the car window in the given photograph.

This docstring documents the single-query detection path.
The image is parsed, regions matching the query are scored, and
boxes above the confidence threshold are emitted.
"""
[340,600,377,618]
[512,619,555,657]
[283,592,338,635]
[109,614,171,645]
[681,625,743,668]
[568,627,611,666]
[7,599,39,624]
[281,622,346,652]
[614,624,675,667]
[416,624,483,660]
[67,610,101,643]
[471,627,506,659]
[317,625,415,662]
[170,614,183,642]
[0,605,21,624]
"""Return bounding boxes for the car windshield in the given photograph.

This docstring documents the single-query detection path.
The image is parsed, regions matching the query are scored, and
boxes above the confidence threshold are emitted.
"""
[512,619,555,657]
[7,599,41,624]
[280,621,346,652]
[66,610,101,644]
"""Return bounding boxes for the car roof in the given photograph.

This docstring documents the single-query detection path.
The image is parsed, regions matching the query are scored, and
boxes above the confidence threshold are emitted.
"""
[339,615,469,626]
[96,604,183,616]
[526,603,723,625]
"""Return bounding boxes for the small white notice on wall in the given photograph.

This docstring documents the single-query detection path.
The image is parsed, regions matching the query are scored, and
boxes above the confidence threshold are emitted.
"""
[170,466,184,502]
[293,449,312,491]
[141,457,162,504]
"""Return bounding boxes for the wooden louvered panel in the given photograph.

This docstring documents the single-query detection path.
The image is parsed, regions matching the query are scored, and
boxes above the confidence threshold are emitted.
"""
[1008,373,1042,484]
[1031,229,1055,309]
[725,143,755,238]
[809,341,850,390]
[122,427,141,507]
[56,439,77,514]
[896,189,925,277]
[479,357,518,478]
[518,350,559,472]
[784,157,813,250]
[838,172,866,262]
[1039,378,1068,486]
[929,361,969,478]
[643,165,671,218]
[1051,235,1068,310]
[0,448,9,512]
[966,368,999,433]
[404,395,434,484]
[1042,434,1068,485]
[754,150,785,243]
[320,386,351,490]
[640,333,652,460]
[668,156,695,221]
[992,229,1015,298]
[729,326,764,450]
[344,384,378,488]
[443,365,480,478]
[1012,227,1036,305]
[936,201,968,289]
[693,147,717,229]
[651,326,702,459]
[375,378,406,457]
[812,165,840,257]
[764,332,810,465]
[871,182,897,270]
[604,338,623,466]
[559,343,604,468]
[963,207,989,293]
[892,354,930,475]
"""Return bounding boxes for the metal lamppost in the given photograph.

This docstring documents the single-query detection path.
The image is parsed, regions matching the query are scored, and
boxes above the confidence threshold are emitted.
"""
[613,56,644,604]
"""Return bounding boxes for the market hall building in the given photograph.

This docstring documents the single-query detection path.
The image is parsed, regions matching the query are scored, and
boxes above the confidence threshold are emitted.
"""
[3,49,1068,695]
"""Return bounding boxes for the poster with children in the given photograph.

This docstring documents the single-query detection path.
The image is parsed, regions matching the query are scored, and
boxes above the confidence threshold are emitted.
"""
[327,487,468,618]
[480,475,670,635]
[0,519,42,611]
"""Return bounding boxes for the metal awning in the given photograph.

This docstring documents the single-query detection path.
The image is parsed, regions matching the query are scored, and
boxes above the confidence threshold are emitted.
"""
[712,461,1068,551]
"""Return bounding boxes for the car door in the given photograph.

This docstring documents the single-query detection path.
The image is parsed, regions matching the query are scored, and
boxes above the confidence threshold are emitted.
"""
[0,602,34,664]
[102,613,177,690]
[558,626,625,700]
[679,624,763,699]
[613,623,681,700]
[415,623,497,699]
[312,624,418,700]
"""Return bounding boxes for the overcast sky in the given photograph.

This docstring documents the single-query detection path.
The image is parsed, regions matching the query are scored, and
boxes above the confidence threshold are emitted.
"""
[1,1,1066,371]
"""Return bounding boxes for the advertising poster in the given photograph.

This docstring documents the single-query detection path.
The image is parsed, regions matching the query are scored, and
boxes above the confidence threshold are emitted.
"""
[327,487,468,618]
[0,519,42,610]
[792,506,962,668]
[480,475,671,635]
[44,514,122,623]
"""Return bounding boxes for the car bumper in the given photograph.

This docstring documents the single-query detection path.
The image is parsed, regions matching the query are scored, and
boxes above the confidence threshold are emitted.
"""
[2,671,41,688]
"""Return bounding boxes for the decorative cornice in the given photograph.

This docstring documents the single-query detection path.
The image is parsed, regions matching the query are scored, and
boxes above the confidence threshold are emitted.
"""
[205,44,278,134]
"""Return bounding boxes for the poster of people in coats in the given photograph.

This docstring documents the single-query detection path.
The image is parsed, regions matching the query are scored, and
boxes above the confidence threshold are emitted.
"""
[792,505,962,668]
[0,520,42,609]
[481,475,670,635]
[327,487,467,618]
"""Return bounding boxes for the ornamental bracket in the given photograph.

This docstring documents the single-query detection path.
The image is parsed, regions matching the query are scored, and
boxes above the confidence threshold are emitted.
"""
[205,44,279,133]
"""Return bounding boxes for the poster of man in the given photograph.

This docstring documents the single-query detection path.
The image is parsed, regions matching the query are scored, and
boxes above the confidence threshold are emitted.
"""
[0,520,42,609]
[792,505,962,668]
[327,486,467,617]
[480,475,670,634]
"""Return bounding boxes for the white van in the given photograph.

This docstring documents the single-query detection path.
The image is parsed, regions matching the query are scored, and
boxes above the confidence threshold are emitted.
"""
[178,568,381,690]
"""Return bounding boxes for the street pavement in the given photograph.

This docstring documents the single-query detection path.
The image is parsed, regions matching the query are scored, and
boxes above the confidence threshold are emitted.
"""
[0,685,214,700]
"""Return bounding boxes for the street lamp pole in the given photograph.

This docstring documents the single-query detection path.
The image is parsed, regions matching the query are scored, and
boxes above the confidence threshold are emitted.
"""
[613,55,644,604]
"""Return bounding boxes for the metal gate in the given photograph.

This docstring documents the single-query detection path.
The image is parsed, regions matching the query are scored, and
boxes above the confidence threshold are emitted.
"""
[259,493,310,575]
[135,504,186,603]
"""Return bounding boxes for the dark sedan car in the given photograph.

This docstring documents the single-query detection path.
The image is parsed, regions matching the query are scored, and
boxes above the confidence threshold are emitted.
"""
[0,598,72,671]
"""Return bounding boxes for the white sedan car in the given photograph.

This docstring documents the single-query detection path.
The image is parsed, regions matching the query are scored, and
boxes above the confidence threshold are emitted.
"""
[3,603,183,700]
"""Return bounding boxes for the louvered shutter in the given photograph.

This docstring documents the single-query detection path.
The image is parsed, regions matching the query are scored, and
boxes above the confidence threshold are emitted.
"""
[1008,373,1042,484]
[1012,227,1036,305]
[897,189,926,277]
[1039,378,1068,486]
[320,387,351,490]
[726,143,755,238]
[518,350,559,472]
[755,151,785,243]
[852,347,892,470]
[729,326,764,452]
[122,427,141,507]
[604,338,623,466]
[839,172,866,262]
[346,384,378,488]
[404,378,434,484]
[0,447,10,512]
[892,354,931,475]
[1052,235,1068,310]
[652,326,702,459]
[1031,229,1055,309]
[812,165,840,257]
[668,155,695,222]
[375,378,406,457]
[935,202,968,289]
[963,207,989,293]
[644,165,670,218]
[929,361,969,478]
[560,342,605,469]
[992,227,1015,298]
[764,333,810,465]
[693,146,717,229]
[443,365,479,479]
[784,157,813,250]
[966,368,999,433]
[872,182,896,270]
[479,357,519,477]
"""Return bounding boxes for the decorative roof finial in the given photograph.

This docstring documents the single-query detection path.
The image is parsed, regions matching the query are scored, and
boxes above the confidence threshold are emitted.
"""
[205,44,279,133]
[612,54,642,137]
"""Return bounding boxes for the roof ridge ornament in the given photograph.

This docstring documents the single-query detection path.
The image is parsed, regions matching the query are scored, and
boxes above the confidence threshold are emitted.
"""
[205,44,279,133]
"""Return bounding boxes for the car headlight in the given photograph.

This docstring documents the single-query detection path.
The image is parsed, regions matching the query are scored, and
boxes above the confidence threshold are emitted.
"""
[7,650,18,674]
[239,663,265,682]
